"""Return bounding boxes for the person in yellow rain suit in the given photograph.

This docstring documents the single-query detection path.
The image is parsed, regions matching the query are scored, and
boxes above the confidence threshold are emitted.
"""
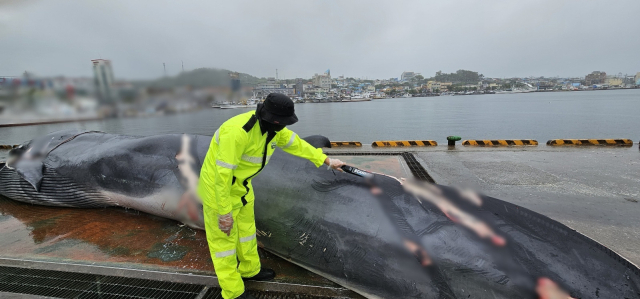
[197,93,345,299]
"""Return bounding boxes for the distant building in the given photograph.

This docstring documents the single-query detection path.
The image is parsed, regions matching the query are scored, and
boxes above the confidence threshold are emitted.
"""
[426,81,452,92]
[635,72,640,85]
[294,79,304,96]
[312,71,331,92]
[91,59,115,103]
[229,72,241,92]
[256,82,281,89]
[254,79,294,97]
[253,87,294,98]
[605,77,623,87]
[366,85,375,92]
[585,71,606,85]
[401,71,419,82]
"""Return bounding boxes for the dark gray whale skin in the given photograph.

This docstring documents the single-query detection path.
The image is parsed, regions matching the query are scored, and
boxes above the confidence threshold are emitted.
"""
[0,130,210,228]
[1,130,639,299]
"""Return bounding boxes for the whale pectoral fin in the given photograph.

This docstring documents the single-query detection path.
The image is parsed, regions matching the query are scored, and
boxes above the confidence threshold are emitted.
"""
[15,159,44,192]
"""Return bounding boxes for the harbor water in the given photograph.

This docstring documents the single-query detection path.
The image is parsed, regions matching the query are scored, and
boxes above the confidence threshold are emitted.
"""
[1,89,639,146]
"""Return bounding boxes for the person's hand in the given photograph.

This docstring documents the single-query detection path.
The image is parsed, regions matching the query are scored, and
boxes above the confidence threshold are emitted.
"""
[218,212,233,236]
[325,158,346,171]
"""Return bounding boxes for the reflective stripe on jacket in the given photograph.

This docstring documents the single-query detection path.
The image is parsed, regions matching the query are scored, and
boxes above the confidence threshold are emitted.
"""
[197,111,327,214]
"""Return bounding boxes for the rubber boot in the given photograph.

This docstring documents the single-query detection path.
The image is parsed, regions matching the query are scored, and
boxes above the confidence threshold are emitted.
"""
[243,267,275,281]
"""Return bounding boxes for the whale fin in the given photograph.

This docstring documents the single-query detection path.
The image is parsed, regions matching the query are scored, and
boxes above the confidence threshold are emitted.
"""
[14,159,44,192]
[302,135,331,148]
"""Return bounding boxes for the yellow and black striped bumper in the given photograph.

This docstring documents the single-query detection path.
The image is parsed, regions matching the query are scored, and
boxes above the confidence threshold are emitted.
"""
[330,142,362,147]
[462,140,538,146]
[372,140,437,147]
[546,139,633,146]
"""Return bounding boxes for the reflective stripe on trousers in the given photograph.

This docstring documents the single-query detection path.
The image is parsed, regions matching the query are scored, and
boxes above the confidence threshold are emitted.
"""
[215,249,236,258]
[204,200,260,299]
[239,233,256,243]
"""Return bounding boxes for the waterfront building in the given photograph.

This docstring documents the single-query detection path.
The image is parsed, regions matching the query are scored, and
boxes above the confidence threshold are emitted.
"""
[605,77,623,87]
[253,86,294,98]
[253,77,295,97]
[294,79,305,97]
[585,71,606,85]
[256,82,281,89]
[426,81,452,92]
[488,83,500,90]
[91,59,115,103]
[312,70,331,92]
[635,72,640,85]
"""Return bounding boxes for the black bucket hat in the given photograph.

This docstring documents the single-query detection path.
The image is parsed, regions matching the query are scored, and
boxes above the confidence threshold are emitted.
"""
[258,93,298,125]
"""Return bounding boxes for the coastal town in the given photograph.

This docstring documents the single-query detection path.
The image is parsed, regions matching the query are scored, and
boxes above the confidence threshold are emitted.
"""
[251,69,639,103]
[1,60,639,124]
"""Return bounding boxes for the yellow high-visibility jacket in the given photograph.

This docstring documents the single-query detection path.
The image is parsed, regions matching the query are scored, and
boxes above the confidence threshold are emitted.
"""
[197,111,327,215]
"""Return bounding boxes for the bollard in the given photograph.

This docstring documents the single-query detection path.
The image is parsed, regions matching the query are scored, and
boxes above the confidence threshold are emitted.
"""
[447,136,461,146]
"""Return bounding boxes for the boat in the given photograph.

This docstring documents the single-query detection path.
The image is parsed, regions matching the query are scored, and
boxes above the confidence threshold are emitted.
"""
[495,89,513,94]
[345,93,371,102]
[211,101,230,108]
[218,105,237,109]
[372,93,386,99]
[243,98,259,108]
[214,98,259,109]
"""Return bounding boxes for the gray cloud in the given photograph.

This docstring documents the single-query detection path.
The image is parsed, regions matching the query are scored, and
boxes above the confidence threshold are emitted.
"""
[1,0,639,80]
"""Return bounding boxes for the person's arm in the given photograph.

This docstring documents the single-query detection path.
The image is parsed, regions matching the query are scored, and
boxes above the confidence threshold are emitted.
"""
[213,125,247,216]
[324,156,346,170]
[277,128,344,169]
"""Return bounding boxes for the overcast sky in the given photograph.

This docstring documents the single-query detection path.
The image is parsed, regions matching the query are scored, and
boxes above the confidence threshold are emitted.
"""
[1,0,639,80]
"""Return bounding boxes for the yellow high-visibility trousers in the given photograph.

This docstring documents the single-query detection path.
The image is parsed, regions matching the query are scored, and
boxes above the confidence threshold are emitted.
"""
[204,200,261,299]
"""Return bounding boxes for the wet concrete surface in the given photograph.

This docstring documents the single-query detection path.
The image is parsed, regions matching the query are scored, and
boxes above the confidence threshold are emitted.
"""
[0,195,346,289]
[411,145,640,266]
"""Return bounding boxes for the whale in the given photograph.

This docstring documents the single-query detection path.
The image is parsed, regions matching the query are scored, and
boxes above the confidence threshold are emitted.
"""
[0,130,638,299]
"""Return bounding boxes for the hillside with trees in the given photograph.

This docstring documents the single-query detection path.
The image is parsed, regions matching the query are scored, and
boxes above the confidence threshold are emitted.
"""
[133,68,261,89]
[434,70,483,83]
